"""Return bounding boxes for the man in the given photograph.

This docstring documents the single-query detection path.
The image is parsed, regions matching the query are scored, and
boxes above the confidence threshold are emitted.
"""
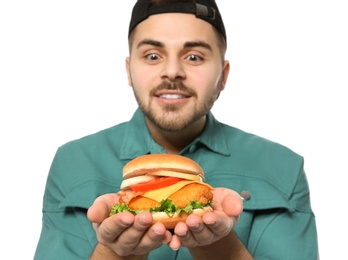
[34,0,319,259]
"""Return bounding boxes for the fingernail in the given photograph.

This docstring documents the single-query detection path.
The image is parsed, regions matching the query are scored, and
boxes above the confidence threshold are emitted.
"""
[176,231,187,237]
[205,220,215,225]
[191,223,200,229]
[121,219,132,225]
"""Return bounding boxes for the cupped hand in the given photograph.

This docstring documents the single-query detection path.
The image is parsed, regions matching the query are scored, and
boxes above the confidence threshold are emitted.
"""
[87,193,172,256]
[169,187,243,249]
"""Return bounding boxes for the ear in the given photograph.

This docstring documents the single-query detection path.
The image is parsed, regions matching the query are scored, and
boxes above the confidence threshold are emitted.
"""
[125,57,132,86]
[220,60,230,91]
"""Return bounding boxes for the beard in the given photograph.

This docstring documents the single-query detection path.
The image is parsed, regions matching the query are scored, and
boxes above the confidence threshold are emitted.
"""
[133,79,222,132]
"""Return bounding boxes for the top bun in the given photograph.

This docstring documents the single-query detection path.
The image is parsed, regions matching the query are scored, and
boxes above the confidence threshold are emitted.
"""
[123,154,204,179]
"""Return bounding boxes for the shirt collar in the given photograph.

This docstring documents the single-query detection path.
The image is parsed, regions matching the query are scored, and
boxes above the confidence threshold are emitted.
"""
[193,111,230,156]
[120,108,230,160]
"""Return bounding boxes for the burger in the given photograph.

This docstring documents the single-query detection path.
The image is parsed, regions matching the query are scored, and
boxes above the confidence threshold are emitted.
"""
[109,154,214,229]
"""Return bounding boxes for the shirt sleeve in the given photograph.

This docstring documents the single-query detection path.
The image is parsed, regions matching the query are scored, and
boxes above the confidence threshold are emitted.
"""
[34,208,95,260]
[34,147,102,259]
[247,168,319,259]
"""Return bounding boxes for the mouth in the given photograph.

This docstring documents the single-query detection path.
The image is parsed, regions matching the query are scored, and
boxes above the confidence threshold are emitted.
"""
[153,91,191,106]
[152,81,195,101]
[155,89,191,100]
[159,93,186,99]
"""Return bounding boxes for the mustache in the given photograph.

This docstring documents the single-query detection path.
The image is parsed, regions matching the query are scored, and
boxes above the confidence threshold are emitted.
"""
[151,81,196,96]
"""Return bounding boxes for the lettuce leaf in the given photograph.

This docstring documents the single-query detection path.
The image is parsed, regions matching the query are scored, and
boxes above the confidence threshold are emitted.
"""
[109,198,213,217]
[109,203,140,216]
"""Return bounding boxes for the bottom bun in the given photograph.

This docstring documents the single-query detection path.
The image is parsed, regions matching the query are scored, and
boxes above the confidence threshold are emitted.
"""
[151,206,213,229]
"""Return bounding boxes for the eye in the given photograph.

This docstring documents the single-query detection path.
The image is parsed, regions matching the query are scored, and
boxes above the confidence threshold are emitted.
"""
[185,54,203,63]
[146,53,161,61]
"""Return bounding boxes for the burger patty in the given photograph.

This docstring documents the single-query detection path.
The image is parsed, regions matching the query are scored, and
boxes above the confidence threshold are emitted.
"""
[127,183,213,210]
[128,196,159,210]
[169,183,213,208]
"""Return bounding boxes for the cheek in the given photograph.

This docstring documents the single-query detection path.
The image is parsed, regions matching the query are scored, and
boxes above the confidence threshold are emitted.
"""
[130,68,149,88]
[191,70,222,94]
[129,64,155,89]
[192,63,222,83]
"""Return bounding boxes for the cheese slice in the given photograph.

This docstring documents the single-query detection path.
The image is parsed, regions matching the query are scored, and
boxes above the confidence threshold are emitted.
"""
[141,180,213,202]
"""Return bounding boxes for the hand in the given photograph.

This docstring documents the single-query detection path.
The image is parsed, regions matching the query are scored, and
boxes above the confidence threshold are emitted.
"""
[168,188,243,250]
[87,194,172,257]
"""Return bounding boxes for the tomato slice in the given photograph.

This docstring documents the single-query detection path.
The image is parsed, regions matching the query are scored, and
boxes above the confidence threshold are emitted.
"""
[130,177,183,192]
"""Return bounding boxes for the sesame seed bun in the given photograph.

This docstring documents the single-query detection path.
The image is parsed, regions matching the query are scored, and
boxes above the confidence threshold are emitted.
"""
[123,154,204,179]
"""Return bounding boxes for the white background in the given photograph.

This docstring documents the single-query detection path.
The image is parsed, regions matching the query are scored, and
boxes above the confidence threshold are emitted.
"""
[1,0,347,259]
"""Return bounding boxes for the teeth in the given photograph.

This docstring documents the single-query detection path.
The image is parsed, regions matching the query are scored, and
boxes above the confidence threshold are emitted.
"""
[160,94,184,99]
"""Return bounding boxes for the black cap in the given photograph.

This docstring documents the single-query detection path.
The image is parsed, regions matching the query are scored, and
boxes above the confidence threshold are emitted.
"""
[128,0,226,41]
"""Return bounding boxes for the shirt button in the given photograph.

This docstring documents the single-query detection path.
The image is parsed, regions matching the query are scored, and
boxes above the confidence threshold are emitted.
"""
[240,190,251,201]
[189,145,196,153]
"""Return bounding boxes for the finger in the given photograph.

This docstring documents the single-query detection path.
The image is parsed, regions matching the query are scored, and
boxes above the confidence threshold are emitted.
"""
[202,211,236,236]
[168,235,182,251]
[174,221,189,238]
[162,230,172,245]
[87,193,120,223]
[212,189,243,217]
[222,193,243,216]
[133,222,172,253]
[174,215,212,248]
[174,222,197,248]
[87,201,110,223]
[96,212,135,244]
[149,222,171,244]
[186,214,214,246]
[115,214,172,256]
[115,212,153,254]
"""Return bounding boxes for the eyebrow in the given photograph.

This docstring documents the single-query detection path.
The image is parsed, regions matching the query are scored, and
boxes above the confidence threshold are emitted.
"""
[136,39,212,51]
[137,39,164,49]
[184,41,212,51]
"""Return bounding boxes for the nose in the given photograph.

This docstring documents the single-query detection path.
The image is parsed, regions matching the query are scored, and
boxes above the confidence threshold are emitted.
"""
[160,57,186,81]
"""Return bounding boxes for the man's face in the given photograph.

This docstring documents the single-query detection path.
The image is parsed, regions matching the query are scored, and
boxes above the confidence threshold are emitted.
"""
[126,13,229,132]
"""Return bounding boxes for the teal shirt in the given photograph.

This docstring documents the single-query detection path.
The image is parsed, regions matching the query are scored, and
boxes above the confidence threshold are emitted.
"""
[34,109,319,259]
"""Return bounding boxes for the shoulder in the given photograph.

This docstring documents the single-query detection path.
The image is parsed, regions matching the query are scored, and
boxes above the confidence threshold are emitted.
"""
[44,123,129,211]
[62,122,128,149]
[219,122,303,164]
[205,122,309,211]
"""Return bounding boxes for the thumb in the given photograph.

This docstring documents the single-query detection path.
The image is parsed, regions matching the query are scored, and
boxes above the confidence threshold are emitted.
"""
[87,193,120,223]
[219,189,244,217]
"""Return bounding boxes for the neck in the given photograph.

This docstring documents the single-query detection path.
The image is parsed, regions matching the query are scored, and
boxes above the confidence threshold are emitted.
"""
[145,117,206,154]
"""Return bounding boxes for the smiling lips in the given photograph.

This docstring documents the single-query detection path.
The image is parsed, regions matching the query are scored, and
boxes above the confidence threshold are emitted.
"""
[159,93,186,99]
[153,80,195,100]
[155,89,191,100]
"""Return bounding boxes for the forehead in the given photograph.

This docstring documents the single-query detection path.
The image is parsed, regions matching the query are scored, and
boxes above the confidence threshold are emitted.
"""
[131,13,218,46]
